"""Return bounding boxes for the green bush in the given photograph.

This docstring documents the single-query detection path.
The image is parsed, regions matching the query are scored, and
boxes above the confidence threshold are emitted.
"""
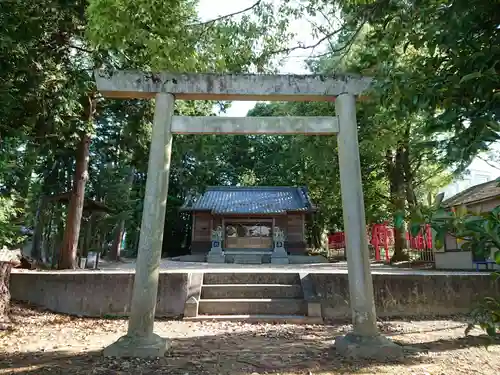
[411,189,500,338]
[0,193,25,248]
[441,206,500,338]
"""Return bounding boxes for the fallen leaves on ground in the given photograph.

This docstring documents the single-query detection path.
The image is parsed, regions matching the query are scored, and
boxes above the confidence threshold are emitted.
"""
[0,303,499,374]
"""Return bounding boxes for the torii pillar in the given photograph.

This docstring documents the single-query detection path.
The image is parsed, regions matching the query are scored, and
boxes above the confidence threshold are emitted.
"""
[334,93,403,359]
[95,70,403,360]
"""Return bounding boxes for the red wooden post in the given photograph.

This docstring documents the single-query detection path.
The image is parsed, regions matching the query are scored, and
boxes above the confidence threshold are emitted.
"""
[384,225,390,262]
[425,224,433,249]
[370,225,380,261]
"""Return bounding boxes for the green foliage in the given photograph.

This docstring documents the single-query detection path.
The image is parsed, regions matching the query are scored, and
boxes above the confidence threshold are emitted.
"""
[86,0,293,72]
[0,194,25,248]
[1,0,498,263]
[306,5,460,259]
[466,296,500,339]
[0,0,91,146]
[453,207,500,338]
[0,0,298,259]
[308,11,496,254]
[412,194,500,338]
[329,0,500,169]
[0,143,26,247]
[426,203,500,261]
[243,100,393,245]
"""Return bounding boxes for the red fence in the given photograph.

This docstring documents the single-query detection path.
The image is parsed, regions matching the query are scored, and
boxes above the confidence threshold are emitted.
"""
[328,223,433,262]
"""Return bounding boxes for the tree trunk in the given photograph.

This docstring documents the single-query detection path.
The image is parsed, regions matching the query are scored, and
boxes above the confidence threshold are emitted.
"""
[108,167,135,261]
[59,133,91,269]
[402,123,418,209]
[387,148,409,263]
[52,211,65,268]
[108,225,124,261]
[42,209,53,264]
[31,197,45,261]
[18,141,39,198]
[82,215,93,258]
[0,262,12,330]
[392,227,407,262]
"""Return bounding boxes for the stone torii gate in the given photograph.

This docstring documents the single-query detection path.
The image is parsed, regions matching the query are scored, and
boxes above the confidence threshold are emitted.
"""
[95,71,403,360]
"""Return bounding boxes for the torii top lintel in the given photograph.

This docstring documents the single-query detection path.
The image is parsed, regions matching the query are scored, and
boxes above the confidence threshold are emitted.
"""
[94,70,372,101]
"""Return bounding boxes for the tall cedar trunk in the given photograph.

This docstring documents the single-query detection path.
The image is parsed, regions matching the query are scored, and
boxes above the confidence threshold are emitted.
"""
[402,124,417,208]
[82,215,93,258]
[58,133,91,269]
[386,148,408,262]
[52,211,64,268]
[58,93,95,269]
[93,229,102,252]
[33,161,59,263]
[31,197,45,261]
[43,209,53,263]
[108,167,135,261]
[18,142,39,198]
[108,225,124,261]
[0,262,12,330]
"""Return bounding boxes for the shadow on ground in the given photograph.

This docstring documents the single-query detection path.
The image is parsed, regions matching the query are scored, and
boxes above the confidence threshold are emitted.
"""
[398,335,497,352]
[2,323,497,375]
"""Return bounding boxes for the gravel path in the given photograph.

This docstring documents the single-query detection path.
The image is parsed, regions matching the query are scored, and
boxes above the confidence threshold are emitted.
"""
[0,304,499,374]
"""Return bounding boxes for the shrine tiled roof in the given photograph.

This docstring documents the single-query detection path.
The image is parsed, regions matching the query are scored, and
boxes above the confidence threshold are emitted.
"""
[442,178,500,207]
[181,186,315,214]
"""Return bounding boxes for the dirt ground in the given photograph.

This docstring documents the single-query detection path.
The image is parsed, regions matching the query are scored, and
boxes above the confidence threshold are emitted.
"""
[0,304,499,375]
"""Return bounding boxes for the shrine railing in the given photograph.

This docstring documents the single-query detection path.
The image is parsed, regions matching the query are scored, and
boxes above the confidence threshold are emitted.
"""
[327,223,434,262]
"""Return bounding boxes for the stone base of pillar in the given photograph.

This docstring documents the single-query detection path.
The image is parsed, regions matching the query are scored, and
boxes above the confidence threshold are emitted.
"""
[271,256,289,264]
[103,333,170,358]
[334,333,404,360]
[183,296,199,317]
[271,247,289,264]
[206,250,225,263]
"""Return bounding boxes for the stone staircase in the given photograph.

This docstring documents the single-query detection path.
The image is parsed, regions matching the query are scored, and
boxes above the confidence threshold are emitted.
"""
[224,250,270,264]
[185,272,323,323]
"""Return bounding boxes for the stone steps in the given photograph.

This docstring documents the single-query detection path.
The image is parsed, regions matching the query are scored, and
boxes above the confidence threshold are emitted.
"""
[230,253,264,264]
[198,298,306,315]
[201,284,303,299]
[203,272,300,285]
[193,272,320,321]
[185,314,323,324]
[223,250,272,264]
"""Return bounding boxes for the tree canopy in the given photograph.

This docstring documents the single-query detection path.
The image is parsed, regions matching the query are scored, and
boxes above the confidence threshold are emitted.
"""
[0,0,497,266]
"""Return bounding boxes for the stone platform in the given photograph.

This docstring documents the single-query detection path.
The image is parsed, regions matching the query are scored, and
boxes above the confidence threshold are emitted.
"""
[10,263,497,323]
[170,253,328,265]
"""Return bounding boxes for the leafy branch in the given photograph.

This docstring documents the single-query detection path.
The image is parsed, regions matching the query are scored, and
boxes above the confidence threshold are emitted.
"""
[190,1,263,27]
[260,20,366,61]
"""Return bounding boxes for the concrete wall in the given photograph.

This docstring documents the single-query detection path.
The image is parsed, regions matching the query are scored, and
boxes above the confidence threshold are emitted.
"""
[311,273,499,320]
[436,249,499,271]
[10,272,189,318]
[10,271,499,320]
[435,251,474,270]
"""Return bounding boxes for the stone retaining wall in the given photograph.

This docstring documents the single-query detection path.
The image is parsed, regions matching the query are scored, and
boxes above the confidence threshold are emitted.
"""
[10,272,189,318]
[10,271,499,320]
[311,273,499,320]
